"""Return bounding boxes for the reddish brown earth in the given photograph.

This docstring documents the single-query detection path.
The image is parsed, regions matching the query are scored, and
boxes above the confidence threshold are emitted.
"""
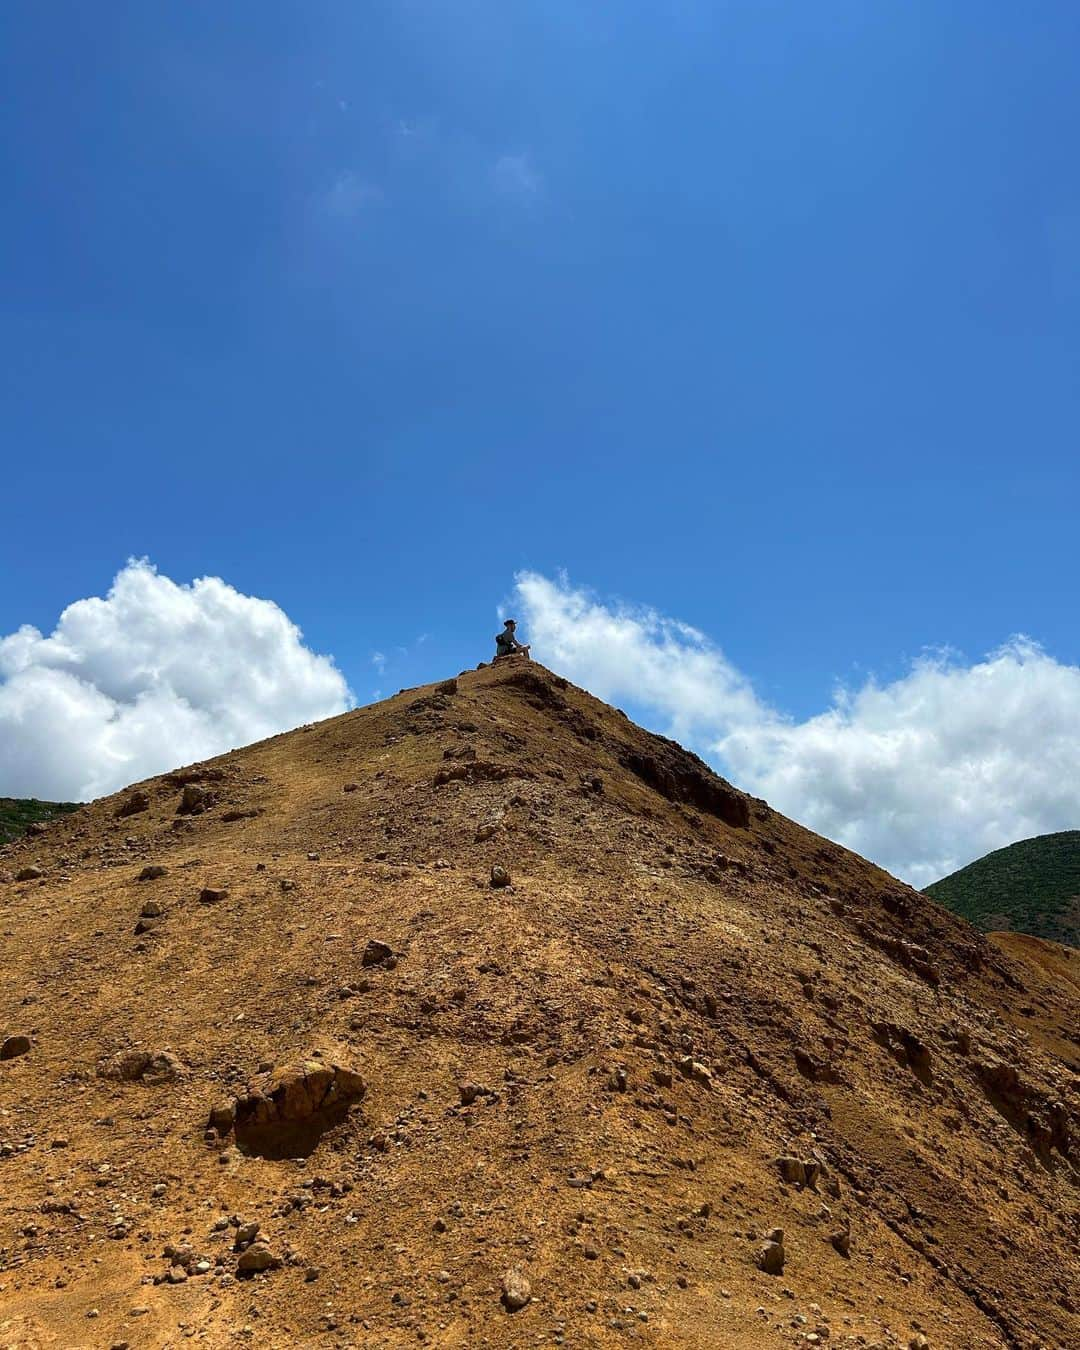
[0,660,1076,1350]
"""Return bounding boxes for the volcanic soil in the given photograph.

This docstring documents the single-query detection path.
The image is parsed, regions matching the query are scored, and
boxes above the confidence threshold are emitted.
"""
[0,661,1076,1349]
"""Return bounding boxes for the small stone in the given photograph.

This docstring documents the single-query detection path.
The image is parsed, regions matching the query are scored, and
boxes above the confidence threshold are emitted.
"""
[458,1081,482,1106]
[501,1266,531,1311]
[138,865,167,881]
[475,823,498,842]
[362,939,394,967]
[757,1241,785,1275]
[140,900,165,919]
[305,1266,320,1282]
[199,887,228,905]
[490,864,511,888]
[209,1101,236,1134]
[237,1243,279,1274]
[1,1034,31,1060]
[16,866,44,881]
[234,1222,260,1248]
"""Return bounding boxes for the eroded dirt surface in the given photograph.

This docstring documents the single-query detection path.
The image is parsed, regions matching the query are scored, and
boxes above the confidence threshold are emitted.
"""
[1,662,1076,1349]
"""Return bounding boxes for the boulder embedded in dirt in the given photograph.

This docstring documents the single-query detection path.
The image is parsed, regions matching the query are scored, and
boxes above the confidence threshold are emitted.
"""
[115,792,150,819]
[237,1243,280,1275]
[501,1266,531,1311]
[221,1059,366,1159]
[97,1049,184,1083]
[361,939,394,967]
[177,785,215,816]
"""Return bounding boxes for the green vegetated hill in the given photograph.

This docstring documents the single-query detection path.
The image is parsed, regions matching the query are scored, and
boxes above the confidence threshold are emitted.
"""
[926,830,1080,948]
[0,798,80,845]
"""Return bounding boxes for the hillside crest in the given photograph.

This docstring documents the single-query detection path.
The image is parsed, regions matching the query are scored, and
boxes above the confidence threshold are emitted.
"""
[1,660,1077,1349]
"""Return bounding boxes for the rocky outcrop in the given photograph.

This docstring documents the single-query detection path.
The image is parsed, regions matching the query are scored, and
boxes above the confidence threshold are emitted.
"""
[115,791,150,818]
[621,741,750,829]
[213,1059,366,1159]
[97,1048,184,1083]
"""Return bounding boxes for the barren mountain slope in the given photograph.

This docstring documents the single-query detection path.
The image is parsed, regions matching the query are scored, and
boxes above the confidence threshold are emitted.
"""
[0,661,1076,1350]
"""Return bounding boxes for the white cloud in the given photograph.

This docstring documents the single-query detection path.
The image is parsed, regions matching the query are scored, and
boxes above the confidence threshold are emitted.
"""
[493,153,542,200]
[321,171,384,218]
[515,571,1080,887]
[0,560,351,802]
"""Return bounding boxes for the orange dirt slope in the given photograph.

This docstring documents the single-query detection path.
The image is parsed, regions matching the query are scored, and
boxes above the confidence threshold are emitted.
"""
[0,661,1076,1349]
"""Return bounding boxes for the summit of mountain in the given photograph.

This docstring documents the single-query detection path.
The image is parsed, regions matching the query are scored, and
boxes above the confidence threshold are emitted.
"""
[0,660,1076,1348]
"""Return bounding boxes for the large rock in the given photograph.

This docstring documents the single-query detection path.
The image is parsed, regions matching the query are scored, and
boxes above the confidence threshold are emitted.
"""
[1,1035,31,1060]
[218,1060,367,1158]
[115,791,150,819]
[97,1048,184,1083]
[177,785,216,816]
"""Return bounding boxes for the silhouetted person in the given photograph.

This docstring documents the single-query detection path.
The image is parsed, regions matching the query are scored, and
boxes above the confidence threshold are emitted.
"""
[495,618,530,661]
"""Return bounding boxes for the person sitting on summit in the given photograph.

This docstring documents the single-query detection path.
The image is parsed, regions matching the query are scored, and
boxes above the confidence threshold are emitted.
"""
[494,618,531,661]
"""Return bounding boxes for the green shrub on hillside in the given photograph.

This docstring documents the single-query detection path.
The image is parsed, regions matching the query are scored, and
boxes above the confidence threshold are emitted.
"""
[926,831,1080,948]
[0,798,80,845]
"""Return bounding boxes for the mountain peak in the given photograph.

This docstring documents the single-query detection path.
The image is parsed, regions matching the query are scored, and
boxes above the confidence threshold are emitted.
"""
[1,662,1077,1347]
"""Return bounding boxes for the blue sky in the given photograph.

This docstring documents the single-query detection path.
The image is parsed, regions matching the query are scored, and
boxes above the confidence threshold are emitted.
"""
[2,3,1079,883]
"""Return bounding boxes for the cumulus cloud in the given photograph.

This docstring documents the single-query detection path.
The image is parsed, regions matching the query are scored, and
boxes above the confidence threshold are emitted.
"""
[0,560,351,802]
[515,571,1080,887]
